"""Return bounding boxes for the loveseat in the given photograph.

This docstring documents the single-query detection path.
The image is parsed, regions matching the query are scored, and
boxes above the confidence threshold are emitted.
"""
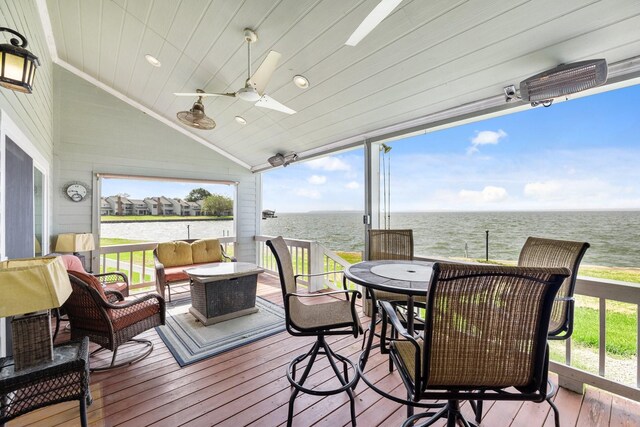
[153,239,235,301]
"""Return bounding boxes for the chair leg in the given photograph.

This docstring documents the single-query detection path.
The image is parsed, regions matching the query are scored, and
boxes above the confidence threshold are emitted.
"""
[79,397,88,427]
[548,396,561,427]
[287,336,359,427]
[89,339,154,371]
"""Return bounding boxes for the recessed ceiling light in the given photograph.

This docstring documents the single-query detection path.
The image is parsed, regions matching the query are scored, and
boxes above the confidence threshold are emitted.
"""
[235,116,247,125]
[293,75,309,89]
[145,54,161,67]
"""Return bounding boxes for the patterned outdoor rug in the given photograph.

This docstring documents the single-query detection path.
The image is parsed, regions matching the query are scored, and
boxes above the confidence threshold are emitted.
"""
[156,297,286,367]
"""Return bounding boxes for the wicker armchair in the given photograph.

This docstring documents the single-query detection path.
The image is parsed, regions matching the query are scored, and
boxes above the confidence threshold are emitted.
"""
[64,270,165,371]
[518,236,590,339]
[362,229,416,316]
[266,236,362,427]
[380,262,569,426]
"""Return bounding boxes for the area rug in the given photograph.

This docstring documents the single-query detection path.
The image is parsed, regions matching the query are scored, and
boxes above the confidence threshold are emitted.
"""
[156,297,286,367]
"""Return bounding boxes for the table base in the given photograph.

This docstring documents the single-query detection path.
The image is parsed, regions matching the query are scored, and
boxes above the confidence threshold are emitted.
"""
[189,306,259,326]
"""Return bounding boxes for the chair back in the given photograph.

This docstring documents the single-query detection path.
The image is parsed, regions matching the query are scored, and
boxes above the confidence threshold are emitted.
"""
[266,236,297,297]
[421,263,568,392]
[518,237,589,339]
[368,229,414,261]
[64,273,112,335]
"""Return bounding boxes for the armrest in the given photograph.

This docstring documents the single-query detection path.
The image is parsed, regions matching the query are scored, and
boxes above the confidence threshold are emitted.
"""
[94,271,129,285]
[99,292,165,310]
[287,289,362,300]
[379,300,419,343]
[104,289,124,303]
[220,245,236,262]
[294,270,342,279]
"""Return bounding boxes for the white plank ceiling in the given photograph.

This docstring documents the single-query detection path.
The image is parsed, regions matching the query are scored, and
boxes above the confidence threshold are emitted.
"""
[44,0,640,170]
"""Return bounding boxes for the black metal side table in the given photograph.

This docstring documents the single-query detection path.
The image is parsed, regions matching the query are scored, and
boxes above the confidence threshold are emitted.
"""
[0,337,91,427]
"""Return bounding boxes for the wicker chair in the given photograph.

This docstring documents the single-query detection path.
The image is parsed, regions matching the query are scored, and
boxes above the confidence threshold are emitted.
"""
[380,262,569,426]
[63,270,165,371]
[266,236,362,427]
[518,237,590,339]
[362,229,415,316]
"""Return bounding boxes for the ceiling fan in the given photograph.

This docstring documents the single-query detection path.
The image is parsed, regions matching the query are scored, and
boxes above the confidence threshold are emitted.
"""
[175,28,296,115]
[345,0,403,46]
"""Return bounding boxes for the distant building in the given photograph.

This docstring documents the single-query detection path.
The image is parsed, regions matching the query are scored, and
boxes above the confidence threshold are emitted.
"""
[129,198,150,215]
[106,195,133,215]
[101,197,114,215]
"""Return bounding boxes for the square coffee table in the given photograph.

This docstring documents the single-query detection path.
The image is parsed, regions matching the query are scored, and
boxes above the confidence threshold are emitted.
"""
[185,262,264,326]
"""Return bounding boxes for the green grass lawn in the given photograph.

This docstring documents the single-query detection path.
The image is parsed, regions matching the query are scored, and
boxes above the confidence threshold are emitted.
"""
[101,215,231,222]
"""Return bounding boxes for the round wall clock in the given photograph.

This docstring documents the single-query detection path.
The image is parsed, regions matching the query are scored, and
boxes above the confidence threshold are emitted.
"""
[64,182,89,202]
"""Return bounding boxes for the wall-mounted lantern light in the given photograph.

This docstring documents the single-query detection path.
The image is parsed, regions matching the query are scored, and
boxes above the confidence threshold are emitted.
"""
[0,27,40,94]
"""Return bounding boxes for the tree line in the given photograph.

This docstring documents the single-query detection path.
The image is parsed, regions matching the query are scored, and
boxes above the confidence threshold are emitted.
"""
[186,188,233,216]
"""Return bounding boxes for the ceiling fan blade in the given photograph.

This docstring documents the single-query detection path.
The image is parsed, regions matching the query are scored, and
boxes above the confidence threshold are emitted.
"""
[345,0,403,46]
[174,92,236,98]
[249,51,282,95]
[255,95,296,115]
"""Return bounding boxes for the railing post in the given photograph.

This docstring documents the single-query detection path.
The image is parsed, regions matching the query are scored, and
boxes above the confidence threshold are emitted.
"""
[309,241,324,292]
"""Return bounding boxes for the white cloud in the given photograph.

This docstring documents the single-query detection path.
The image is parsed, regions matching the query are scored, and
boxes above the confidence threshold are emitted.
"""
[306,156,351,171]
[467,129,507,154]
[459,186,508,203]
[523,181,564,201]
[294,188,321,199]
[345,181,360,190]
[308,175,327,185]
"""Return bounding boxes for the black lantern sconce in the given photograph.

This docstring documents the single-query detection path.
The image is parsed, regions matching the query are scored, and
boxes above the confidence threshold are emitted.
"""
[0,27,40,94]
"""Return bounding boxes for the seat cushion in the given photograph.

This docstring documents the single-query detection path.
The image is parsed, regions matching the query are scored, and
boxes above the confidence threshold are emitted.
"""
[157,241,193,268]
[109,298,161,331]
[105,281,128,296]
[163,263,210,283]
[191,239,222,263]
[289,297,360,331]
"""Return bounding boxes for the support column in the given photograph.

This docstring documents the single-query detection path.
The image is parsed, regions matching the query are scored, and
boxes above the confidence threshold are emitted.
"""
[364,140,381,260]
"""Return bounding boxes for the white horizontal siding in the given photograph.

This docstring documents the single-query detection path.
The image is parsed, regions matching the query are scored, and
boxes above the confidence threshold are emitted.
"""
[53,67,259,261]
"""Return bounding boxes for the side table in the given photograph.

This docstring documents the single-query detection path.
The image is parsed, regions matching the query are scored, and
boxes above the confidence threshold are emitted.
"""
[0,337,91,427]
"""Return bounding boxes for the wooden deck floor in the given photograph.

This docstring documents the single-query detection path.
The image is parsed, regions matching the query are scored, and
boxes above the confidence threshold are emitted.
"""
[9,274,640,426]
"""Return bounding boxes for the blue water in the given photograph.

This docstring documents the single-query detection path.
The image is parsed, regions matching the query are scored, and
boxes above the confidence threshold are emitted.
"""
[101,210,640,267]
[261,211,640,268]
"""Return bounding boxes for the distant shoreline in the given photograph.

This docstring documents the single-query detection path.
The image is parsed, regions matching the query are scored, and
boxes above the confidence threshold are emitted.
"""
[101,217,232,224]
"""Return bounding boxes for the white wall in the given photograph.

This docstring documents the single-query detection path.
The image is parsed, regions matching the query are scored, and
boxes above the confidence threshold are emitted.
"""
[52,67,260,262]
[0,0,54,357]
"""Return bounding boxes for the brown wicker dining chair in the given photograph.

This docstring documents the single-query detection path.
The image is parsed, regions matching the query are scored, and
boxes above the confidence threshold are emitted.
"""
[266,236,362,427]
[362,229,415,316]
[63,270,165,371]
[380,262,569,427]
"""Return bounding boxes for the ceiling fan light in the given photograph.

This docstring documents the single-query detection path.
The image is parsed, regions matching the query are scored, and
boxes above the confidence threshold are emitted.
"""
[520,59,608,104]
[293,75,309,89]
[145,54,161,67]
[237,86,261,102]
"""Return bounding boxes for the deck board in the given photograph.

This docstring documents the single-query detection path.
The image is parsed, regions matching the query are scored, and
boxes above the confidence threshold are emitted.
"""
[7,273,640,427]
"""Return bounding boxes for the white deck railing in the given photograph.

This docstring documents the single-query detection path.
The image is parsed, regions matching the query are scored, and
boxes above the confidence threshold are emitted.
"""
[100,235,639,401]
[96,237,235,293]
[254,235,350,291]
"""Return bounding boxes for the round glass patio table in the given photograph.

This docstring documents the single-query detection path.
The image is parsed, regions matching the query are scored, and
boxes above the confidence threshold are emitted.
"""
[344,260,438,408]
[344,260,433,366]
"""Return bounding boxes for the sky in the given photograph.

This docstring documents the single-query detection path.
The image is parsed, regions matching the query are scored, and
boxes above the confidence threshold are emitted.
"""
[262,83,640,213]
[102,83,640,212]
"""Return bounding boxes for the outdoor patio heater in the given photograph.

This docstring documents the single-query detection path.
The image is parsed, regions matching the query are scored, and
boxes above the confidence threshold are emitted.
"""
[506,59,608,107]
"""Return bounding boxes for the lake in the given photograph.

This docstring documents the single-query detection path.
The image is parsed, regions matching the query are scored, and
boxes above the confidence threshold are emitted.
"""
[101,210,640,267]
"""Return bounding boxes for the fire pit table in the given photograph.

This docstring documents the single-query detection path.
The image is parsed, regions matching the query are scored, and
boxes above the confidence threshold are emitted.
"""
[185,262,264,326]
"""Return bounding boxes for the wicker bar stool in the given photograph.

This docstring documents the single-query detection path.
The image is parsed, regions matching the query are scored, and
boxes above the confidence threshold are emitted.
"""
[266,236,362,427]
